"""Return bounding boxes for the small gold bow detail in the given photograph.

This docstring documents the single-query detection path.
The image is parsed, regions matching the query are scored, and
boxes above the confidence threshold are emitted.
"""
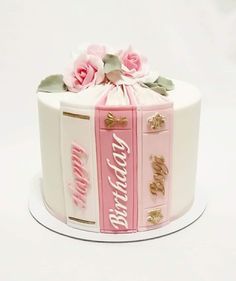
[149,155,168,196]
[104,112,128,128]
[147,209,163,225]
[148,113,165,130]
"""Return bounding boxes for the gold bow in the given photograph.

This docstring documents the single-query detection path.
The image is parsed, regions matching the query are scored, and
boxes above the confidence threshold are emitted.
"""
[104,112,128,128]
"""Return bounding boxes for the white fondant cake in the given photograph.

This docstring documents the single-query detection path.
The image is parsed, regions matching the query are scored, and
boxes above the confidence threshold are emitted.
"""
[37,45,201,234]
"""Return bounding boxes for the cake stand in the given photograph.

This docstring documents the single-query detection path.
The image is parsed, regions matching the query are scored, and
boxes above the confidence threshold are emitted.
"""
[29,175,206,243]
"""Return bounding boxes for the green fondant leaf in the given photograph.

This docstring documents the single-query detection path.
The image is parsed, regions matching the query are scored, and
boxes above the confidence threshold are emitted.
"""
[155,76,175,91]
[103,54,122,74]
[149,85,167,96]
[144,75,174,96]
[143,82,158,88]
[37,74,68,93]
[144,82,167,96]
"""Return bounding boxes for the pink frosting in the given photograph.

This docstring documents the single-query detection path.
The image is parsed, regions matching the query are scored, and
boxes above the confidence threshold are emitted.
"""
[63,44,152,92]
[63,52,105,92]
[119,46,148,78]
[70,143,89,208]
[87,44,106,59]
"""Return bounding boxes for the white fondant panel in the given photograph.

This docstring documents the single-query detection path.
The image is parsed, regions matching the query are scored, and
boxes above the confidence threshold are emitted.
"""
[37,86,105,222]
[38,94,66,219]
[60,105,100,231]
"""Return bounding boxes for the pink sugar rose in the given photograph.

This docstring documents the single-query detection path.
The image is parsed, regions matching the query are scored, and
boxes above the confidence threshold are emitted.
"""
[119,46,148,78]
[63,53,105,92]
[87,44,106,59]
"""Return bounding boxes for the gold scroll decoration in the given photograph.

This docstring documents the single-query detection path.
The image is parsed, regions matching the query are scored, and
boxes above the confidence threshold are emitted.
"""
[104,112,128,128]
[148,113,165,130]
[147,209,163,225]
[149,155,169,196]
[68,216,95,225]
[63,112,90,120]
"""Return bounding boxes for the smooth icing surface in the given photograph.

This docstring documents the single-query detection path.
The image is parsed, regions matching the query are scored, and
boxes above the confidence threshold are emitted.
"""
[60,103,100,231]
[38,79,201,232]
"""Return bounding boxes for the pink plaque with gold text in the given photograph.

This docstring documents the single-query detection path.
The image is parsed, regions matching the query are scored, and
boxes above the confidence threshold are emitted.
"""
[95,103,137,233]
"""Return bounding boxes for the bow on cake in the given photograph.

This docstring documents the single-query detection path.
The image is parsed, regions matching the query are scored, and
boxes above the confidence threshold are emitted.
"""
[104,112,128,128]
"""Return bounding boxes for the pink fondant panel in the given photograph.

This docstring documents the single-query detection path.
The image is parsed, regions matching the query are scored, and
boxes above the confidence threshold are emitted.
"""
[138,106,173,231]
[142,109,170,133]
[96,107,137,233]
[139,205,168,231]
[142,131,170,207]
[99,109,133,130]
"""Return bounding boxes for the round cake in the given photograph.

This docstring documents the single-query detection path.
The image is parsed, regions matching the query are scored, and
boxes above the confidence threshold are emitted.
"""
[37,45,201,233]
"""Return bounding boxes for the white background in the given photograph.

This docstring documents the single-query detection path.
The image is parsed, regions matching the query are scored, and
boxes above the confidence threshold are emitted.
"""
[0,0,236,280]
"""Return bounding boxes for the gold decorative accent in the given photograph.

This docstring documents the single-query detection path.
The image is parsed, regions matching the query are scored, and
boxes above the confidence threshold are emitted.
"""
[68,217,95,224]
[104,112,128,128]
[148,113,165,130]
[147,209,163,225]
[63,112,90,120]
[149,155,169,196]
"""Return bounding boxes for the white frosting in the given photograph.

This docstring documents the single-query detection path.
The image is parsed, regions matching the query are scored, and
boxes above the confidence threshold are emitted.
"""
[133,84,170,106]
[38,84,105,221]
[106,85,130,106]
[60,103,100,231]
[38,78,201,225]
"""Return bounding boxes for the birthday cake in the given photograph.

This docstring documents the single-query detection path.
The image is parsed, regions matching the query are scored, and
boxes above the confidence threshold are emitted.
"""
[37,45,201,233]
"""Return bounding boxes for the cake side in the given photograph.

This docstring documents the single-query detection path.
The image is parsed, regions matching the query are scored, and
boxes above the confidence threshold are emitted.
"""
[38,93,65,219]
[167,80,201,218]
[37,44,201,234]
[37,79,201,232]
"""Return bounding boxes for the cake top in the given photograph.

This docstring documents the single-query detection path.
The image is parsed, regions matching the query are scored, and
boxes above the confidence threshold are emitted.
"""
[37,44,174,97]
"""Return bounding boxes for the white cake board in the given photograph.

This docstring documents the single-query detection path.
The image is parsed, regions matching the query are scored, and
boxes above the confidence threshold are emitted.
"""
[29,176,207,243]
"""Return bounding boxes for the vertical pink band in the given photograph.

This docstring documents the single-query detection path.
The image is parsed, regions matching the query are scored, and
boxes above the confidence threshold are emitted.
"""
[95,88,137,233]
[95,85,173,233]
[137,102,173,230]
